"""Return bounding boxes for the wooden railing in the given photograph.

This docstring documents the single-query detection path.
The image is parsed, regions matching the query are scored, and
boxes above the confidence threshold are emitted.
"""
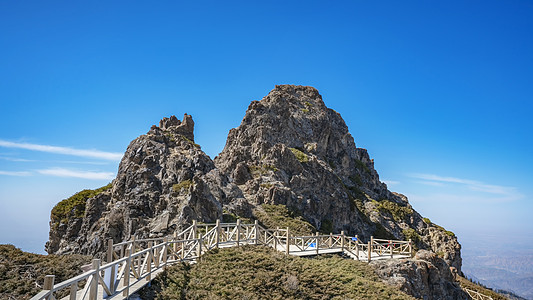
[463,288,494,300]
[30,219,412,300]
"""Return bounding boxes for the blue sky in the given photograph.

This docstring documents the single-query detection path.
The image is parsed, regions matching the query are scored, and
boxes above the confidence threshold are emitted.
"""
[0,1,532,255]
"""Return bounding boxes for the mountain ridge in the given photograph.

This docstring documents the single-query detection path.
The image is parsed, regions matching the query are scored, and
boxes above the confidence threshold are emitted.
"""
[45,85,466,299]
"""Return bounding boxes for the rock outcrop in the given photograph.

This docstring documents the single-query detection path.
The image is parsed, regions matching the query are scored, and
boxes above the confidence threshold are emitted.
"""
[371,250,468,299]
[47,85,463,298]
[214,85,461,270]
[46,114,245,255]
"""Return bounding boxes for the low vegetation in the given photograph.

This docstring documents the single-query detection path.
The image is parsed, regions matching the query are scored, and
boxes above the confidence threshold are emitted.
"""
[423,217,455,237]
[0,245,90,300]
[50,183,112,225]
[179,135,200,148]
[143,245,415,300]
[354,159,371,175]
[254,204,315,236]
[249,164,278,177]
[289,147,308,163]
[172,179,193,192]
[457,275,508,300]
[402,228,421,244]
[373,200,413,222]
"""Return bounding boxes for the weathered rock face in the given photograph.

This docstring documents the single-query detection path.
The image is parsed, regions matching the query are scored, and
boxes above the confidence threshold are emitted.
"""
[371,250,468,300]
[214,85,462,270]
[46,114,245,256]
[47,85,462,283]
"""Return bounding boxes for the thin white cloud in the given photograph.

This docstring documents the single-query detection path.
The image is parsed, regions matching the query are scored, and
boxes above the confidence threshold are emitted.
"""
[382,180,400,186]
[408,173,524,201]
[0,156,35,162]
[37,168,115,180]
[0,170,32,176]
[0,140,122,161]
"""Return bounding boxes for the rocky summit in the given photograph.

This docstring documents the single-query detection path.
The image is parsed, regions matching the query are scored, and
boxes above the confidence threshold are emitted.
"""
[46,85,464,299]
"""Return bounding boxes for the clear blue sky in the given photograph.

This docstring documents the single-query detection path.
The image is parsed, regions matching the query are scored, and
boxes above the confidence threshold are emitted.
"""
[0,1,532,254]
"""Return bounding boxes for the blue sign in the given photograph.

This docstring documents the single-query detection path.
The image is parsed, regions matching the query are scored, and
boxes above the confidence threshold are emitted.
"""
[351,237,358,241]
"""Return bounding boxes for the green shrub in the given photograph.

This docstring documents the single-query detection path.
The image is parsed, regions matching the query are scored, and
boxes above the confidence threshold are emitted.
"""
[373,223,395,240]
[430,221,456,237]
[260,183,273,189]
[172,179,192,192]
[0,245,90,300]
[51,183,112,225]
[180,135,200,148]
[402,228,420,243]
[289,148,308,163]
[374,200,413,222]
[304,101,313,107]
[423,217,431,224]
[145,245,415,300]
[354,159,371,174]
[301,108,310,113]
[249,164,278,177]
[319,219,333,234]
[445,230,455,237]
[349,174,363,186]
[221,210,252,223]
[254,204,315,236]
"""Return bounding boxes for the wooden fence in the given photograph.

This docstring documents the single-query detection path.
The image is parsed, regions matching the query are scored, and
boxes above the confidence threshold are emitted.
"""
[30,220,412,300]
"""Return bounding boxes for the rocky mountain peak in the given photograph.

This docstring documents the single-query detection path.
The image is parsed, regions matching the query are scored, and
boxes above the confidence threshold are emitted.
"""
[47,85,462,277]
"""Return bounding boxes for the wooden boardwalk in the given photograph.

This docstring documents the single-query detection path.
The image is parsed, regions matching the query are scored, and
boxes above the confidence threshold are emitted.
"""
[30,220,412,300]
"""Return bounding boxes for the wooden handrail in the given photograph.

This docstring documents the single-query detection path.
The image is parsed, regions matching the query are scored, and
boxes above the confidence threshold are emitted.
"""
[31,221,412,300]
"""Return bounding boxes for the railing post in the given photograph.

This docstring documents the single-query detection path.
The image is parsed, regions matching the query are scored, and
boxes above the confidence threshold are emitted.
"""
[273,228,278,250]
[162,237,168,269]
[215,219,220,249]
[389,240,393,258]
[408,239,412,257]
[89,259,100,300]
[123,248,131,297]
[43,275,55,300]
[341,231,345,251]
[355,235,359,260]
[236,219,241,247]
[147,241,153,282]
[197,237,203,261]
[329,233,333,248]
[173,231,178,260]
[192,220,197,239]
[131,235,136,253]
[315,232,319,255]
[254,220,259,244]
[367,241,371,262]
[286,227,290,255]
[155,243,161,268]
[181,240,185,260]
[107,239,115,293]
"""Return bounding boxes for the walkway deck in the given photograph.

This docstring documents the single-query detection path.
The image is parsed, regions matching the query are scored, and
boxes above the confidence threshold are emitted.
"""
[31,220,413,300]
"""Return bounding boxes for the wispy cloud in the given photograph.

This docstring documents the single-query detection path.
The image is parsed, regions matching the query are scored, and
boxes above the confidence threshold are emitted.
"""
[408,173,524,201]
[382,180,400,186]
[0,140,122,161]
[0,156,35,162]
[37,168,115,180]
[0,170,32,176]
